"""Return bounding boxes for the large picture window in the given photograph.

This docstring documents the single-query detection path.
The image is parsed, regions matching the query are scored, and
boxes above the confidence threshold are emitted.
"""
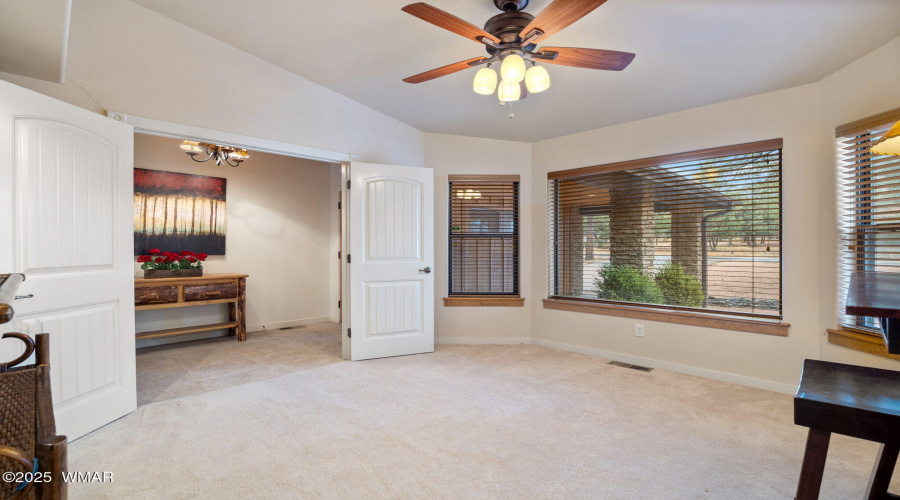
[448,175,519,296]
[837,109,900,335]
[547,140,783,320]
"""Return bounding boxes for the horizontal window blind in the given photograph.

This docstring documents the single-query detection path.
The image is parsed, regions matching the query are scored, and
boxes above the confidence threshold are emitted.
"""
[449,175,519,296]
[838,109,900,334]
[548,140,783,319]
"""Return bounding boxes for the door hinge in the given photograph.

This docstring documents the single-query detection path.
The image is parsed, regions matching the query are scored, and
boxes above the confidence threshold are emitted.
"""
[346,180,351,189]
[347,328,351,338]
[338,201,341,209]
[338,251,341,259]
[338,300,341,309]
[347,254,351,263]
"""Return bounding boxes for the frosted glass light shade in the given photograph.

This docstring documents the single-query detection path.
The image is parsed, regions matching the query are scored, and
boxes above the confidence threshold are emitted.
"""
[180,140,203,153]
[472,67,498,95]
[497,79,521,102]
[228,149,250,160]
[872,120,900,157]
[525,65,551,93]
[500,54,526,83]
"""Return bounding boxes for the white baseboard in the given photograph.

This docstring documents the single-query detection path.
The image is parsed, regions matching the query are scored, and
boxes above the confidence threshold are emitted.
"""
[436,337,532,345]
[531,338,798,395]
[249,316,334,332]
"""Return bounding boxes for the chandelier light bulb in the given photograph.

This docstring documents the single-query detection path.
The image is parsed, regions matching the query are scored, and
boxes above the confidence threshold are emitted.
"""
[525,65,551,93]
[497,79,521,102]
[472,66,498,95]
[500,53,526,83]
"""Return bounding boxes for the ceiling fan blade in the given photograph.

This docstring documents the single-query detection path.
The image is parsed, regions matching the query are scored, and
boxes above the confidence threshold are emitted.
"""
[519,0,609,42]
[403,57,487,84]
[402,3,501,44]
[538,47,635,71]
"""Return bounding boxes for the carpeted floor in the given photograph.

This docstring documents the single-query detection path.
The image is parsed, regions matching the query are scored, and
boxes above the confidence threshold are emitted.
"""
[69,323,899,499]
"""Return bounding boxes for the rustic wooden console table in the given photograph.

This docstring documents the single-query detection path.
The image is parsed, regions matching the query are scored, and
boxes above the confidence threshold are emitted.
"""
[134,273,248,341]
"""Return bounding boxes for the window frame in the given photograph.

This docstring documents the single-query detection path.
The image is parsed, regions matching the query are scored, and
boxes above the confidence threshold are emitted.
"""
[835,107,900,338]
[545,139,788,332]
[446,175,521,303]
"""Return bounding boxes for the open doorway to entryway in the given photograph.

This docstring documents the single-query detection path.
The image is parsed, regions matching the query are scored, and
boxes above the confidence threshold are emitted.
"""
[130,131,347,405]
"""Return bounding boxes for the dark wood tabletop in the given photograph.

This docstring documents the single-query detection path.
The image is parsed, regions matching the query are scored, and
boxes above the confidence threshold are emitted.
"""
[846,272,900,320]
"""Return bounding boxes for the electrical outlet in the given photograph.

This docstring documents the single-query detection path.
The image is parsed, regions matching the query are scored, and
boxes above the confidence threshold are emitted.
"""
[635,324,645,337]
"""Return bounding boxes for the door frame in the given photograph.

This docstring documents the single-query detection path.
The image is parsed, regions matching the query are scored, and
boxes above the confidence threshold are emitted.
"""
[121,113,355,360]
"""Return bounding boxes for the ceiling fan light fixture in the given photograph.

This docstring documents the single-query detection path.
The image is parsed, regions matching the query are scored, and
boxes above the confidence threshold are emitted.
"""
[525,64,551,93]
[500,53,526,83]
[498,79,521,102]
[473,66,498,95]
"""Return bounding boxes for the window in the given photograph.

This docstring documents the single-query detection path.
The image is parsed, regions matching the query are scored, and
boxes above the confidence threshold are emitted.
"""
[547,139,783,321]
[448,175,519,297]
[837,108,900,336]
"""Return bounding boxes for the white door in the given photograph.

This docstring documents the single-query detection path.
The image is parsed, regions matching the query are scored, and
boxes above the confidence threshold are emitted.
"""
[0,79,136,440]
[348,162,434,361]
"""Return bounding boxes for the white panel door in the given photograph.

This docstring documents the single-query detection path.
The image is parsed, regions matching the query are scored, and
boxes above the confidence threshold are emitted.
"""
[0,79,136,440]
[349,162,433,361]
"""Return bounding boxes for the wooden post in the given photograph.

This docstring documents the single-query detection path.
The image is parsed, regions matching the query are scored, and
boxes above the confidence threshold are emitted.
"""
[236,277,247,341]
[35,436,67,500]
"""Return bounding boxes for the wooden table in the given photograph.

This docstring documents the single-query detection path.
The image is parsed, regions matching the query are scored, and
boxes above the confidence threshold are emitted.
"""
[846,272,900,354]
[134,273,248,341]
[795,359,900,500]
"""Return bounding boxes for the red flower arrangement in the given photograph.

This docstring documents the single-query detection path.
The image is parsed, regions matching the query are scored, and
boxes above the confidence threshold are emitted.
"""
[137,249,208,271]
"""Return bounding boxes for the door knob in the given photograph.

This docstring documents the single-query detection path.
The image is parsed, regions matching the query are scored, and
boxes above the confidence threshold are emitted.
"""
[419,267,432,274]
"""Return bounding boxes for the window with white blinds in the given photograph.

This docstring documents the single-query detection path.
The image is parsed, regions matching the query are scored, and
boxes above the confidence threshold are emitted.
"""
[449,175,519,296]
[548,140,783,319]
[837,108,900,334]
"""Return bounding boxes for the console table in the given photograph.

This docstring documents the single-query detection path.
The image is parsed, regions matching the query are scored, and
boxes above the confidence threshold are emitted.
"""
[134,273,248,341]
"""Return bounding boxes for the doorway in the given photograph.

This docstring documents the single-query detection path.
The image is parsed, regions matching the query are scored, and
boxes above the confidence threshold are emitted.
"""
[131,132,347,405]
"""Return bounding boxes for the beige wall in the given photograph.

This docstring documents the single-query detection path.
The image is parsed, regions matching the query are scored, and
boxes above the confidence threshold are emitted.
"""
[133,133,336,346]
[530,36,900,393]
[426,134,532,343]
[817,37,900,369]
[0,0,424,167]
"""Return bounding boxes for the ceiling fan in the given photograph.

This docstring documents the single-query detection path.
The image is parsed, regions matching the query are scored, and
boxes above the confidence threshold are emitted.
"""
[401,0,635,110]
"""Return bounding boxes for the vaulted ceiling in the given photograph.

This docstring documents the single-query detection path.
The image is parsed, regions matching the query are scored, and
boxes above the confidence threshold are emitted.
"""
[133,0,900,142]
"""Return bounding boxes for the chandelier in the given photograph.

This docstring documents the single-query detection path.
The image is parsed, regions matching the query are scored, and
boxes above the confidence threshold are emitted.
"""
[180,140,250,167]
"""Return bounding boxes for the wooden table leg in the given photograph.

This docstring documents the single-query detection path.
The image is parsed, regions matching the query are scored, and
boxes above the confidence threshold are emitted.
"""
[866,443,900,500]
[236,277,246,341]
[796,428,831,500]
[228,301,237,337]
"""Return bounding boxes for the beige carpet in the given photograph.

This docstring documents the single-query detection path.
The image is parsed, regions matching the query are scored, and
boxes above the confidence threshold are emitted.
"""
[69,326,899,499]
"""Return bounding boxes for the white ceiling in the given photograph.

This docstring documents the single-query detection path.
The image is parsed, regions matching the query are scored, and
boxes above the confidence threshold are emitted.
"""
[0,0,70,83]
[131,0,900,142]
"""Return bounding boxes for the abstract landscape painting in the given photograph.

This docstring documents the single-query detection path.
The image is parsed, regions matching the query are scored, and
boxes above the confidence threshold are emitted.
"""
[134,168,227,255]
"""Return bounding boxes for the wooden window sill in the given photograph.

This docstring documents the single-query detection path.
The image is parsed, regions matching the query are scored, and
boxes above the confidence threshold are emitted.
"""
[827,329,900,361]
[542,299,789,336]
[444,296,525,307]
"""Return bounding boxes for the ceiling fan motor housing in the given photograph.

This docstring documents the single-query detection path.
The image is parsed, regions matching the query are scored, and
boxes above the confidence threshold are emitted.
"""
[493,0,528,12]
[484,10,536,55]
